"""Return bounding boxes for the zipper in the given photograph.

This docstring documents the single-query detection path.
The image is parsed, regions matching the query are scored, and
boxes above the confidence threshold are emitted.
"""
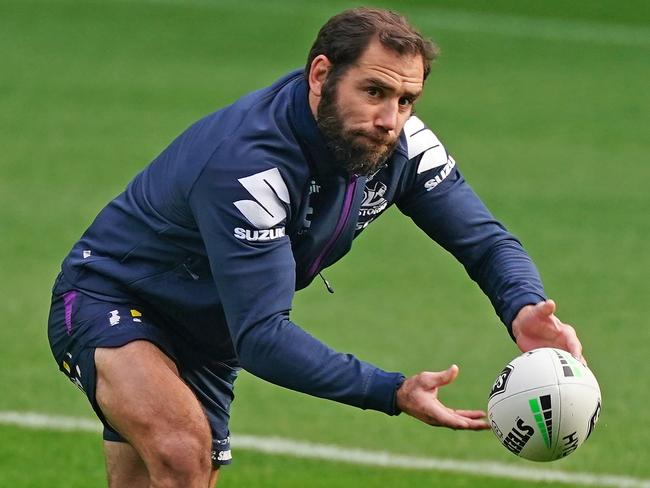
[182,262,200,280]
[318,272,335,294]
[306,176,358,282]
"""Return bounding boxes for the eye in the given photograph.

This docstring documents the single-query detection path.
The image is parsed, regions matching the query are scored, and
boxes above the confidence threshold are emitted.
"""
[399,96,414,107]
[366,87,381,97]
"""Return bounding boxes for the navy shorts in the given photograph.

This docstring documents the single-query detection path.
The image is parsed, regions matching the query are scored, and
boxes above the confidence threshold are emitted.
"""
[47,276,238,466]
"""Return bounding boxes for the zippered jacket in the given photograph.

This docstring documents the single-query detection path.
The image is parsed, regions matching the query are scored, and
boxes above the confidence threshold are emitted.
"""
[56,70,546,416]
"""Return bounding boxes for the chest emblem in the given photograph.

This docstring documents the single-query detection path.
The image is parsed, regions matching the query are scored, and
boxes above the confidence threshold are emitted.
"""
[356,181,389,232]
[359,181,388,217]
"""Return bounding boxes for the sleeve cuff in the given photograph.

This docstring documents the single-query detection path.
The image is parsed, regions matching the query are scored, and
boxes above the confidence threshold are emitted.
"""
[362,370,406,416]
[501,292,547,341]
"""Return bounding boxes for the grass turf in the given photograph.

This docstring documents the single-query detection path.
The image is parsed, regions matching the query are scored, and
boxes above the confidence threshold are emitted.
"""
[0,425,567,487]
[1,0,648,485]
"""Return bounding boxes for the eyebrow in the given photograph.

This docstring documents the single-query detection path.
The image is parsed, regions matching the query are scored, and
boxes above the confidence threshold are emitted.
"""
[364,77,422,100]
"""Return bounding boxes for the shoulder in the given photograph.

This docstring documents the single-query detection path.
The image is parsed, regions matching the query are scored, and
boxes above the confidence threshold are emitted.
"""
[402,115,451,174]
[189,73,310,195]
[393,115,460,200]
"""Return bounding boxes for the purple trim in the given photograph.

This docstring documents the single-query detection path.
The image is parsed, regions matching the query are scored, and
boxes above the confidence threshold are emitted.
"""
[307,177,358,278]
[63,291,77,336]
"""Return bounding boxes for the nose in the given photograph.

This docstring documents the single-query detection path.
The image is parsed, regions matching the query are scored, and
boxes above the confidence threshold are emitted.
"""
[374,100,398,133]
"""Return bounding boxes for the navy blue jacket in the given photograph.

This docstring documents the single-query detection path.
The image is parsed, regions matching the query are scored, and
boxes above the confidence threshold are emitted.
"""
[55,70,546,416]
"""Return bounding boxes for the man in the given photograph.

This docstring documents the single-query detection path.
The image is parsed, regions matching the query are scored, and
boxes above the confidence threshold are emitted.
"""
[48,7,583,487]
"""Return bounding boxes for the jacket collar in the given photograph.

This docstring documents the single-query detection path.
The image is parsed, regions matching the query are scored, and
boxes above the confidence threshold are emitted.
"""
[289,73,343,180]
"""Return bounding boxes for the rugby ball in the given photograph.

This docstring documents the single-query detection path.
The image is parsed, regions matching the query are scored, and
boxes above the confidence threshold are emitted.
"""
[487,348,601,462]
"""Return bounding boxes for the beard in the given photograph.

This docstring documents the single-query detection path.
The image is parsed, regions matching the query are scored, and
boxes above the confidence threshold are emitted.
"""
[316,76,399,177]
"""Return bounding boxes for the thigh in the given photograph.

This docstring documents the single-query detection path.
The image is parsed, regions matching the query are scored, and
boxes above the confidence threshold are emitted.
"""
[48,287,235,472]
[95,340,211,465]
[48,290,179,441]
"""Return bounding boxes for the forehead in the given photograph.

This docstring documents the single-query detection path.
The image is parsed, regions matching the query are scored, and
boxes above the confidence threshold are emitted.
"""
[347,38,424,91]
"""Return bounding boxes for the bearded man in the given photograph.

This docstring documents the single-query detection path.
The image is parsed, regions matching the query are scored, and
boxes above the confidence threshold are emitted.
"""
[47,7,583,487]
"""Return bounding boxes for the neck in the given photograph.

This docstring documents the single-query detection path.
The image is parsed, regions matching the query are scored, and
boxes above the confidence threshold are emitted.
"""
[308,91,320,119]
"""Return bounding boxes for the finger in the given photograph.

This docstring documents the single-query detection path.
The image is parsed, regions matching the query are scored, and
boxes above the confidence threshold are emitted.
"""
[432,410,490,430]
[429,407,473,429]
[564,330,583,361]
[453,409,488,419]
[461,418,491,430]
[428,402,487,429]
[570,349,586,366]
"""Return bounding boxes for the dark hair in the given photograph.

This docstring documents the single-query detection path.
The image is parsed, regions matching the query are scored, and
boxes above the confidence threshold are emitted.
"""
[305,7,439,82]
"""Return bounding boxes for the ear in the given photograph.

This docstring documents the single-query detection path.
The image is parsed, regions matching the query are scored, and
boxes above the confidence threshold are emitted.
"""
[308,54,332,97]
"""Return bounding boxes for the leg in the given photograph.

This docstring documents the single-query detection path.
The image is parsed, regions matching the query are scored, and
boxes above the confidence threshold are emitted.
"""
[104,440,220,487]
[104,440,148,488]
[48,291,228,486]
[95,340,213,488]
[210,467,220,487]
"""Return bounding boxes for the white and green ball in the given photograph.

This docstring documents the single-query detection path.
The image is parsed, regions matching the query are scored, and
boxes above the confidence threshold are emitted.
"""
[487,347,601,462]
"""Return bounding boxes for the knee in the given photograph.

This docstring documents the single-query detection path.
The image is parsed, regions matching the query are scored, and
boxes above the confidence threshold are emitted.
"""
[148,425,212,485]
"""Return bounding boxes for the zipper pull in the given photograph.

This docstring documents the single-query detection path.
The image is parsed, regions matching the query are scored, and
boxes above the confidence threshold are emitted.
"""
[318,272,335,294]
[182,263,200,280]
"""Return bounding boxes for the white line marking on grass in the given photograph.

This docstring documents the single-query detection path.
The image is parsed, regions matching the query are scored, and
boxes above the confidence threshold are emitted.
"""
[0,411,102,432]
[2,411,649,487]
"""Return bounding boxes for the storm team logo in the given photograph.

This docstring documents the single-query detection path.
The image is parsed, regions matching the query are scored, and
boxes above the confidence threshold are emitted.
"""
[356,181,388,231]
[359,181,388,217]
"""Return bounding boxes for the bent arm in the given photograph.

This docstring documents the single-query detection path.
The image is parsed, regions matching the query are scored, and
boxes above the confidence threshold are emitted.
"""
[398,161,546,335]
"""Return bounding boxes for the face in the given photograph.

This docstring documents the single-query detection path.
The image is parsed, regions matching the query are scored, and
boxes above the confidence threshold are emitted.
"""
[315,39,424,176]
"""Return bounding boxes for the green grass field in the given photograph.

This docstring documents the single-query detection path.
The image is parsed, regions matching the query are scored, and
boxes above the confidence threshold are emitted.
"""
[1,0,649,486]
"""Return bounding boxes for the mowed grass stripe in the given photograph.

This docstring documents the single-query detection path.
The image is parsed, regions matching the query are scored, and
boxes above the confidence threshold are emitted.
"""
[2,411,648,488]
[112,0,650,47]
[409,7,650,47]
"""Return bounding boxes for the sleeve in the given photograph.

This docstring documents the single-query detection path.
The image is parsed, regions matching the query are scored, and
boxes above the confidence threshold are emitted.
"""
[397,117,546,336]
[188,159,404,415]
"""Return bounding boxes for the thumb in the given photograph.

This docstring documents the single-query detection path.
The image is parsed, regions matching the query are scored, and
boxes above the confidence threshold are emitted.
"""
[535,299,556,318]
[423,364,459,389]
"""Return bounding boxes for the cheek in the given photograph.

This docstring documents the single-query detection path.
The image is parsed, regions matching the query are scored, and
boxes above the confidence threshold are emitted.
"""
[336,94,373,121]
[336,107,365,131]
[343,106,378,128]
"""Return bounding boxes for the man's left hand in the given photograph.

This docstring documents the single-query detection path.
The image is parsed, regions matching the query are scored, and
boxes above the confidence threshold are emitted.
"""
[512,299,584,364]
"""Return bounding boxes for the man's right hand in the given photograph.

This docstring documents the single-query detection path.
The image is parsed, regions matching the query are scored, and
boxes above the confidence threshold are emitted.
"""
[396,365,491,430]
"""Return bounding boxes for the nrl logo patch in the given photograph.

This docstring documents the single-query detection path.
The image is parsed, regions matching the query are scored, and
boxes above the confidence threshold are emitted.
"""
[489,365,514,399]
